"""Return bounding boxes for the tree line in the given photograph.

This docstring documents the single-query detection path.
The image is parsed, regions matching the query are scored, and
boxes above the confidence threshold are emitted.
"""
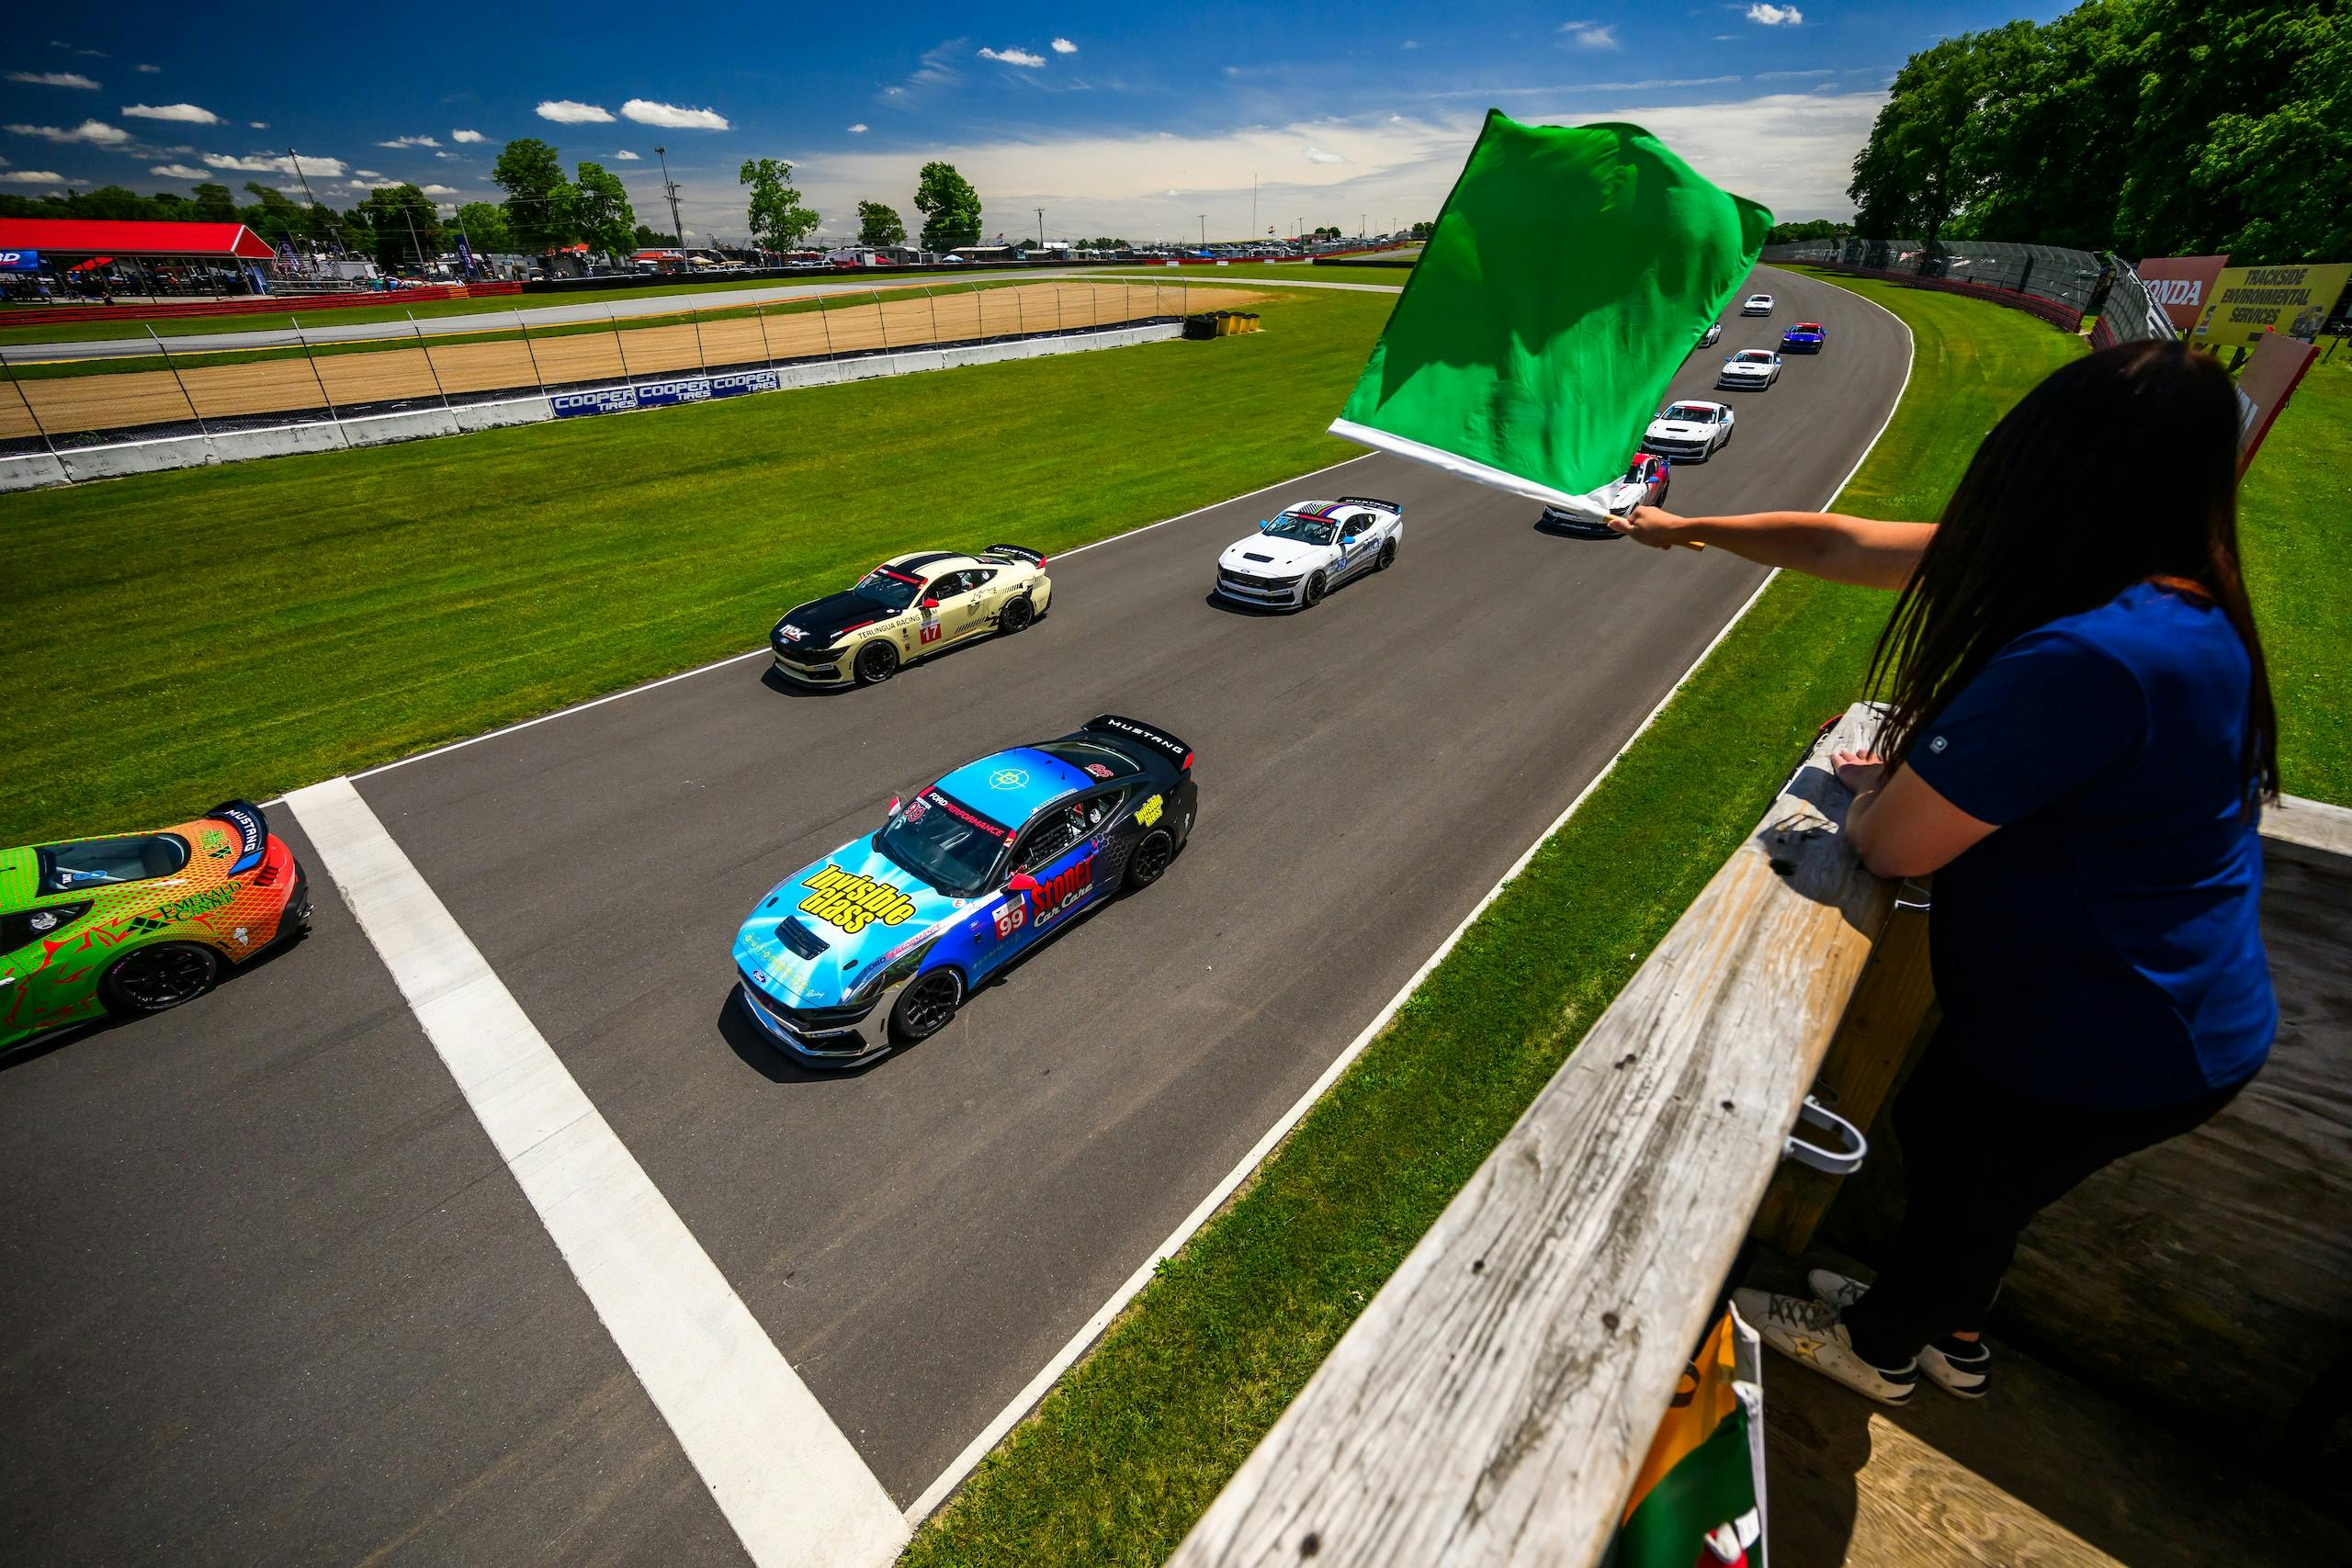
[1849,0,2347,263]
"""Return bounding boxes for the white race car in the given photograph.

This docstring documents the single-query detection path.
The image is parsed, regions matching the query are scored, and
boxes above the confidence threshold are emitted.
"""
[1215,496,1403,609]
[1643,399,1736,461]
[1539,453,1670,535]
[1740,292,1775,316]
[1697,321,1724,349]
[1716,348,1782,389]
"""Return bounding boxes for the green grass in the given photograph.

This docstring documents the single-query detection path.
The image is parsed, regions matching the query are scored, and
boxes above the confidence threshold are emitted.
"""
[897,269,2086,1567]
[0,288,1384,843]
[2237,351,2352,803]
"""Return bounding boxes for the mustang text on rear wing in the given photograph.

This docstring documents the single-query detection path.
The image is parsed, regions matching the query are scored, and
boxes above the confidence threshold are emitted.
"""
[1083,715,1192,771]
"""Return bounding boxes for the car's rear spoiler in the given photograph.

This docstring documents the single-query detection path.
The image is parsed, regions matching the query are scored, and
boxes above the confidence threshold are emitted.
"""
[982,543,1049,567]
[1082,714,1193,773]
[204,799,269,876]
[1334,495,1402,514]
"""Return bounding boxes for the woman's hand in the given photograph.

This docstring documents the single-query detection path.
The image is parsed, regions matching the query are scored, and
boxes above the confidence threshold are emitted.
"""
[1832,749,1887,795]
[1608,505,1694,549]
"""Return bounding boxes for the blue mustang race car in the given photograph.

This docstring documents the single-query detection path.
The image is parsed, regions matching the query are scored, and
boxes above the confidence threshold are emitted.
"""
[1781,320,1826,353]
[734,715,1199,1066]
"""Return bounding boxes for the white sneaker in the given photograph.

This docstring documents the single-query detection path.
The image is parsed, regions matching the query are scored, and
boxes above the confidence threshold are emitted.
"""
[1732,1287,1919,1406]
[1806,1269,1993,1399]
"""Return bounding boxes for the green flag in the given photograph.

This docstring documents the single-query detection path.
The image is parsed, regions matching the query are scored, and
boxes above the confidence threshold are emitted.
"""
[1331,113,1771,521]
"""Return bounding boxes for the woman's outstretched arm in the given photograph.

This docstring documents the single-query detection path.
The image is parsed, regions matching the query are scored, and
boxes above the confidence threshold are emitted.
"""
[1608,506,1935,592]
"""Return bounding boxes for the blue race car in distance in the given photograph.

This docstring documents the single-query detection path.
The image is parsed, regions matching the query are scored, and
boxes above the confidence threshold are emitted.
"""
[1781,320,1826,353]
[734,715,1199,1066]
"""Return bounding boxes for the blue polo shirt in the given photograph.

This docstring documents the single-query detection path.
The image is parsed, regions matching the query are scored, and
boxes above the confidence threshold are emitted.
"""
[1907,582,2275,1108]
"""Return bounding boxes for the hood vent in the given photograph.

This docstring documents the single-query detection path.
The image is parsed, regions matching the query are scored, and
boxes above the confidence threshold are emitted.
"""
[1243,551,1274,562]
[776,917,830,958]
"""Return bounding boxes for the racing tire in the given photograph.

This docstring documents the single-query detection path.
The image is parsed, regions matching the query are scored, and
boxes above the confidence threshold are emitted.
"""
[1376,538,1397,571]
[999,597,1034,636]
[1301,570,1329,609]
[854,640,900,685]
[1125,829,1177,891]
[888,967,964,1044]
[1657,477,1670,507]
[100,942,220,1018]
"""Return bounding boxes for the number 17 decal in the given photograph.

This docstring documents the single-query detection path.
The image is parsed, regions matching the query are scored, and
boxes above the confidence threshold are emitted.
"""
[920,621,943,645]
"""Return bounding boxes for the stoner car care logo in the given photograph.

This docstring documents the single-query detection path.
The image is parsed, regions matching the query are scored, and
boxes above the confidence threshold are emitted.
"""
[1026,861,1092,927]
[798,864,918,934]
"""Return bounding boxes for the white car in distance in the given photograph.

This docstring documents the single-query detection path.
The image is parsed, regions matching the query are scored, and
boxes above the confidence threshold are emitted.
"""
[1215,497,1404,610]
[1716,348,1782,390]
[1644,400,1736,460]
[1740,292,1775,315]
[1698,321,1723,349]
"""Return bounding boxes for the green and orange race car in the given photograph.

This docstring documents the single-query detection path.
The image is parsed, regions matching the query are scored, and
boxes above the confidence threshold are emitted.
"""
[1,801,311,1053]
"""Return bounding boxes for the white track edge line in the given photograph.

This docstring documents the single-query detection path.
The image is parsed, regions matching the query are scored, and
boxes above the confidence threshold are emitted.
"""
[903,265,1917,1527]
[252,451,1377,805]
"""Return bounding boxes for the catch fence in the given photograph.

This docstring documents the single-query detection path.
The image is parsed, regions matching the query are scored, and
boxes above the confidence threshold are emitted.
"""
[0,278,1204,456]
[1762,236,2111,333]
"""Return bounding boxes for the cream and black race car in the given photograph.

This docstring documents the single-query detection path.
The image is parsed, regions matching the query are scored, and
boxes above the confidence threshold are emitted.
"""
[769,547,1054,686]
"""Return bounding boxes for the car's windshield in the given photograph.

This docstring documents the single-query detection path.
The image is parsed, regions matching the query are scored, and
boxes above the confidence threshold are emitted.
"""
[1623,459,1652,482]
[1735,350,1774,363]
[875,787,1010,896]
[1793,322,1822,332]
[1663,403,1714,422]
[1262,513,1339,547]
[37,834,189,895]
[852,568,924,613]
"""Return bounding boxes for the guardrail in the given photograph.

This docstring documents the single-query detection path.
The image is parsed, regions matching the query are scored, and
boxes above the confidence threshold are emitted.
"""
[1169,702,1905,1568]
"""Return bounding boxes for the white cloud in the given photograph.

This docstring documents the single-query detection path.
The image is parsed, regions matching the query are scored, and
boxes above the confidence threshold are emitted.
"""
[0,169,72,185]
[419,183,457,195]
[1402,39,1421,50]
[1304,146,1346,164]
[1051,37,1078,54]
[434,150,462,159]
[136,62,161,73]
[451,128,487,143]
[537,99,614,123]
[377,133,440,148]
[1755,67,1834,78]
[202,151,347,176]
[123,102,220,124]
[356,168,383,177]
[348,178,401,191]
[978,46,1046,68]
[248,120,266,129]
[8,71,99,88]
[611,149,640,159]
[1558,20,1620,49]
[6,118,129,144]
[621,98,729,130]
[151,163,210,178]
[888,39,965,99]
[847,123,869,133]
[1746,4,1804,23]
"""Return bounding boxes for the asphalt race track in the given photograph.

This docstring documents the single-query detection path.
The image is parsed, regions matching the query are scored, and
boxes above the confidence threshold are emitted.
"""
[0,267,1907,1565]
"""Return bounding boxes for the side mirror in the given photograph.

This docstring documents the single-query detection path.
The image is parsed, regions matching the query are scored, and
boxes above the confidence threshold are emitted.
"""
[922,596,941,610]
[1257,519,1272,532]
[885,795,901,816]
[1006,872,1041,895]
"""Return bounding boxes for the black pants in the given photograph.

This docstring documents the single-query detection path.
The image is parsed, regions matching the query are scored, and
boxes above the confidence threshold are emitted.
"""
[1840,1030,2251,1367]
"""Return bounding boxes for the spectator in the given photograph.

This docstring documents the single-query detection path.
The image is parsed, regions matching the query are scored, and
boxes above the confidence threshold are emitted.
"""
[1613,340,2278,1407]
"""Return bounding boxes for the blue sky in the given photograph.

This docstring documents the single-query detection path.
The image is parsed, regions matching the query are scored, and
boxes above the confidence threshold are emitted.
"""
[4,2,2070,244]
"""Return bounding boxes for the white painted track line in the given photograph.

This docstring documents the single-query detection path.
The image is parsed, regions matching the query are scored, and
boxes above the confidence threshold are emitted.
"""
[286,776,907,1568]
[905,264,1918,1526]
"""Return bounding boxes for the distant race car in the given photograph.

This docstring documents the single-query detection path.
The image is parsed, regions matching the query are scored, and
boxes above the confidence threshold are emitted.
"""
[1540,453,1670,534]
[733,715,1199,1066]
[1781,321,1827,353]
[771,546,1054,687]
[1214,496,1402,610]
[1697,321,1724,349]
[2,801,310,1053]
[1740,293,1775,316]
[1717,348,1783,389]
[1643,400,1736,461]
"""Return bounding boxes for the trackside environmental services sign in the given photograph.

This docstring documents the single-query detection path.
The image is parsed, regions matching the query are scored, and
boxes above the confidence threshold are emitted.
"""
[549,370,780,418]
[2189,263,2352,348]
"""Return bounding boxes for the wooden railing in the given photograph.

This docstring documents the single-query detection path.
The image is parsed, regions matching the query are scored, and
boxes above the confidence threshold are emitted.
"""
[1169,701,1914,1568]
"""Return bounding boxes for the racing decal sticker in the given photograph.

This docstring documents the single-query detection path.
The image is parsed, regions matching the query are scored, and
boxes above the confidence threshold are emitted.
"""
[1026,861,1093,927]
[989,768,1029,791]
[992,898,1027,940]
[797,864,919,934]
[1135,794,1165,828]
[779,624,806,642]
[1083,762,1114,779]
[922,790,1008,838]
[920,622,943,645]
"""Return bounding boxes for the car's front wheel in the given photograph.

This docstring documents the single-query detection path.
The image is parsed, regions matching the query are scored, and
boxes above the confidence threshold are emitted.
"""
[854,640,900,685]
[101,942,220,1018]
[999,596,1034,635]
[1300,570,1329,608]
[888,967,963,1044]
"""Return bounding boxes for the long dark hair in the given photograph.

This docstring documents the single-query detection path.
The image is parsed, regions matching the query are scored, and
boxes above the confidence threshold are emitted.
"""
[1867,338,2278,806]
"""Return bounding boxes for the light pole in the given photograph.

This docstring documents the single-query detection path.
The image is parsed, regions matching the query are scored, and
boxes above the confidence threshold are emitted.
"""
[1199,214,1206,247]
[655,145,685,249]
[1035,207,1046,248]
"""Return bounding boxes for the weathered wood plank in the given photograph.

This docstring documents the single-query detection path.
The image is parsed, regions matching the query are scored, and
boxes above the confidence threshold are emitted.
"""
[1168,703,1898,1568]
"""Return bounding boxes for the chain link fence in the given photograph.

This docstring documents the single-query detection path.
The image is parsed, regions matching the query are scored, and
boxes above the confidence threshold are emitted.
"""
[1762,236,2108,330]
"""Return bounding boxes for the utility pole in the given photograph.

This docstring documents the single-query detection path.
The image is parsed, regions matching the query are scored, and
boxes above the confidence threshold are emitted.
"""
[1199,214,1206,247]
[401,203,426,276]
[655,145,685,249]
[285,146,344,256]
[1035,207,1046,248]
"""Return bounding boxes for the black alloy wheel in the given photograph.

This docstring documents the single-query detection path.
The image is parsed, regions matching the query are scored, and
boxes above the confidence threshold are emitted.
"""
[1125,829,1176,890]
[1301,570,1329,608]
[102,942,220,1016]
[889,967,964,1043]
[1000,596,1034,635]
[854,640,899,685]
[1376,538,1397,570]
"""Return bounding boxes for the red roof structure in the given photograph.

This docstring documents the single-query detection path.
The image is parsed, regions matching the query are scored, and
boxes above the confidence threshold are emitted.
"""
[0,219,279,260]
